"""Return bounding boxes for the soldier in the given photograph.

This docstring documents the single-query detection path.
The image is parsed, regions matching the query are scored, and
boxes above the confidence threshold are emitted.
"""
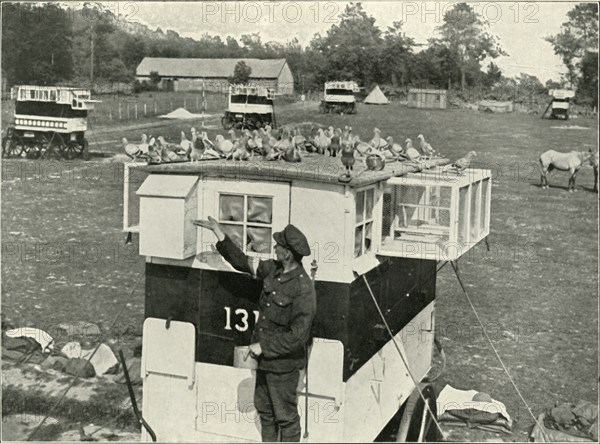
[193,217,316,442]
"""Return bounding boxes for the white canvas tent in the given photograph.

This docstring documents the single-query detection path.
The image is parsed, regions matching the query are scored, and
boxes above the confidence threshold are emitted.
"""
[364,85,389,105]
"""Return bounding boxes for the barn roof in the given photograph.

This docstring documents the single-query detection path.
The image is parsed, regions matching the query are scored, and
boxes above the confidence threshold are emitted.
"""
[137,155,449,189]
[136,58,287,79]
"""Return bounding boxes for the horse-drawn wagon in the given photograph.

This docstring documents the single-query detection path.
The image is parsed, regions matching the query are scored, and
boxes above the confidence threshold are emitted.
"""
[2,85,99,159]
[221,84,277,130]
[122,154,491,442]
[320,81,359,114]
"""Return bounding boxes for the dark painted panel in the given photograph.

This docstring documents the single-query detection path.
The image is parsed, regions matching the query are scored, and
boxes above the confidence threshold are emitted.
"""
[144,258,437,382]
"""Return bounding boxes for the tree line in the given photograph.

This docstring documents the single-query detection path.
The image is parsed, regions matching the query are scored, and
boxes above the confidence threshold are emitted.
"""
[1,2,597,106]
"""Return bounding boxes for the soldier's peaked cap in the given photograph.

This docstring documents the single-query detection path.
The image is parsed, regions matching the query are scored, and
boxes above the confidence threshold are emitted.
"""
[273,225,311,257]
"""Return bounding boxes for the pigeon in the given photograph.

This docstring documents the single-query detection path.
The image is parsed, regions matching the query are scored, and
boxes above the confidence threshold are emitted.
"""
[314,128,331,155]
[283,133,301,163]
[180,131,192,152]
[228,134,251,161]
[404,138,421,161]
[147,144,162,163]
[417,134,435,159]
[214,134,234,156]
[352,135,373,156]
[445,151,477,174]
[369,128,388,151]
[122,138,146,160]
[329,131,341,157]
[341,140,357,175]
[384,136,408,160]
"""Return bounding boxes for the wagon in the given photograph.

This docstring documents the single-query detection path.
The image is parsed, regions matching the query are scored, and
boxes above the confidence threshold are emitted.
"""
[122,155,492,442]
[319,81,359,114]
[221,84,276,130]
[2,85,99,160]
[542,89,575,120]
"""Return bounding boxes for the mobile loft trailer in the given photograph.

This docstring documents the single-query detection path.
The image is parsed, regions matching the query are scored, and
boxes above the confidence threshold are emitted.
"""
[123,155,491,442]
[221,84,277,130]
[2,85,99,159]
[542,89,575,120]
[320,81,360,114]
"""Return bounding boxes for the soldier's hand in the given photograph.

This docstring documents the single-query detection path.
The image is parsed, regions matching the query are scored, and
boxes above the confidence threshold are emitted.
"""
[192,216,225,241]
[245,342,262,360]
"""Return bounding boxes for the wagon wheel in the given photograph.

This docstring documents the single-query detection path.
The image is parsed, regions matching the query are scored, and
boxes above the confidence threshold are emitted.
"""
[64,139,84,160]
[396,384,439,442]
[222,115,234,130]
[2,134,23,158]
[24,140,42,159]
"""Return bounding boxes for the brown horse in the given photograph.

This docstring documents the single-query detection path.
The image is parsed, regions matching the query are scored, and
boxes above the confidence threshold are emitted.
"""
[539,149,593,192]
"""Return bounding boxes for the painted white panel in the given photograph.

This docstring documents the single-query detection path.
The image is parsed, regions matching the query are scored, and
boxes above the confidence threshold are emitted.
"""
[290,180,353,283]
[141,318,197,442]
[343,303,435,442]
[137,175,198,198]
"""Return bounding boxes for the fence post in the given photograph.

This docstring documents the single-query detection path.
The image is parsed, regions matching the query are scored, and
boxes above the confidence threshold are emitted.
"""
[154,101,157,115]
[118,103,122,120]
[135,104,138,119]
[144,103,147,116]
[127,103,130,119]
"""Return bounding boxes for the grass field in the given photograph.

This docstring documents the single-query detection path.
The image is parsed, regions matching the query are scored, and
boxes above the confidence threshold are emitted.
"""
[1,101,598,441]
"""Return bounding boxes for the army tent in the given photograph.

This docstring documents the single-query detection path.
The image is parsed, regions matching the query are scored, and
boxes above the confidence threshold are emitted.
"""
[364,85,389,105]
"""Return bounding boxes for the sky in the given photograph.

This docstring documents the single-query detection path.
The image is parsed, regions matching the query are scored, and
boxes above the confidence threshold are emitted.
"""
[126,1,587,83]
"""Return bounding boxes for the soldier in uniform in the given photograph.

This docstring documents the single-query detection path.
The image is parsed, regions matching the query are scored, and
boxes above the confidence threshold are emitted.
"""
[193,217,316,442]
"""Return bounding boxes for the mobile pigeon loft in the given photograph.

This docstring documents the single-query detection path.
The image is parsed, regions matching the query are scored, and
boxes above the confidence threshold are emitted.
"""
[122,155,492,442]
[2,85,99,159]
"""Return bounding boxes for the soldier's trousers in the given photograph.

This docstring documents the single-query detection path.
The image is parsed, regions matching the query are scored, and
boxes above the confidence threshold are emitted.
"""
[255,369,301,442]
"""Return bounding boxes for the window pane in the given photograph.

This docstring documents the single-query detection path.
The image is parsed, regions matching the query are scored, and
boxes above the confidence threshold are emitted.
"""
[247,196,272,224]
[219,194,244,222]
[247,227,272,253]
[221,224,244,249]
[354,226,363,258]
[365,222,373,253]
[366,188,374,219]
[356,191,365,224]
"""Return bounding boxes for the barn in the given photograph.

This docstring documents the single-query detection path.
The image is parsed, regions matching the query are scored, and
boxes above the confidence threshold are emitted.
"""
[136,58,294,95]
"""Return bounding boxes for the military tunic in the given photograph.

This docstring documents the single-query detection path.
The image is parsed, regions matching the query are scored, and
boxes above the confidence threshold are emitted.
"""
[216,235,316,372]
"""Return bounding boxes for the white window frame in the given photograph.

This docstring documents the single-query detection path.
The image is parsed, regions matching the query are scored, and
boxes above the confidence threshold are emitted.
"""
[354,185,377,258]
[202,179,291,261]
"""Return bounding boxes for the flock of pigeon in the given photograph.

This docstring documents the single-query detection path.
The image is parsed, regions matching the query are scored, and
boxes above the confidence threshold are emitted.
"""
[122,126,476,175]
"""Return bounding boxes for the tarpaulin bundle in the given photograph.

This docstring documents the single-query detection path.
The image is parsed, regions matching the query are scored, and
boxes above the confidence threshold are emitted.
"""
[437,385,513,434]
[530,401,598,442]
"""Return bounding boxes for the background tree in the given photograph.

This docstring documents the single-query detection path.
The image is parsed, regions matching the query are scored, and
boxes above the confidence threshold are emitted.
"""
[310,3,383,86]
[436,3,507,91]
[229,61,252,85]
[380,21,415,88]
[545,3,598,105]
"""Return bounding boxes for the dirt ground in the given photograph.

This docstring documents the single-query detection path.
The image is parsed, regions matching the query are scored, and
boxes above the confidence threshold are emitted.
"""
[1,101,598,441]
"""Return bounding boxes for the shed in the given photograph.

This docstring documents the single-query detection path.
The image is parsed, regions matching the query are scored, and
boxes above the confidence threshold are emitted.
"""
[136,58,294,95]
[407,89,447,109]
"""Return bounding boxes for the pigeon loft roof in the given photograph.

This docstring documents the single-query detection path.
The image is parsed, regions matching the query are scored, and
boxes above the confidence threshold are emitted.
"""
[137,155,449,188]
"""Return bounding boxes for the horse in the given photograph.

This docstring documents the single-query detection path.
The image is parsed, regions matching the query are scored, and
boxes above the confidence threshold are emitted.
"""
[539,149,593,192]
